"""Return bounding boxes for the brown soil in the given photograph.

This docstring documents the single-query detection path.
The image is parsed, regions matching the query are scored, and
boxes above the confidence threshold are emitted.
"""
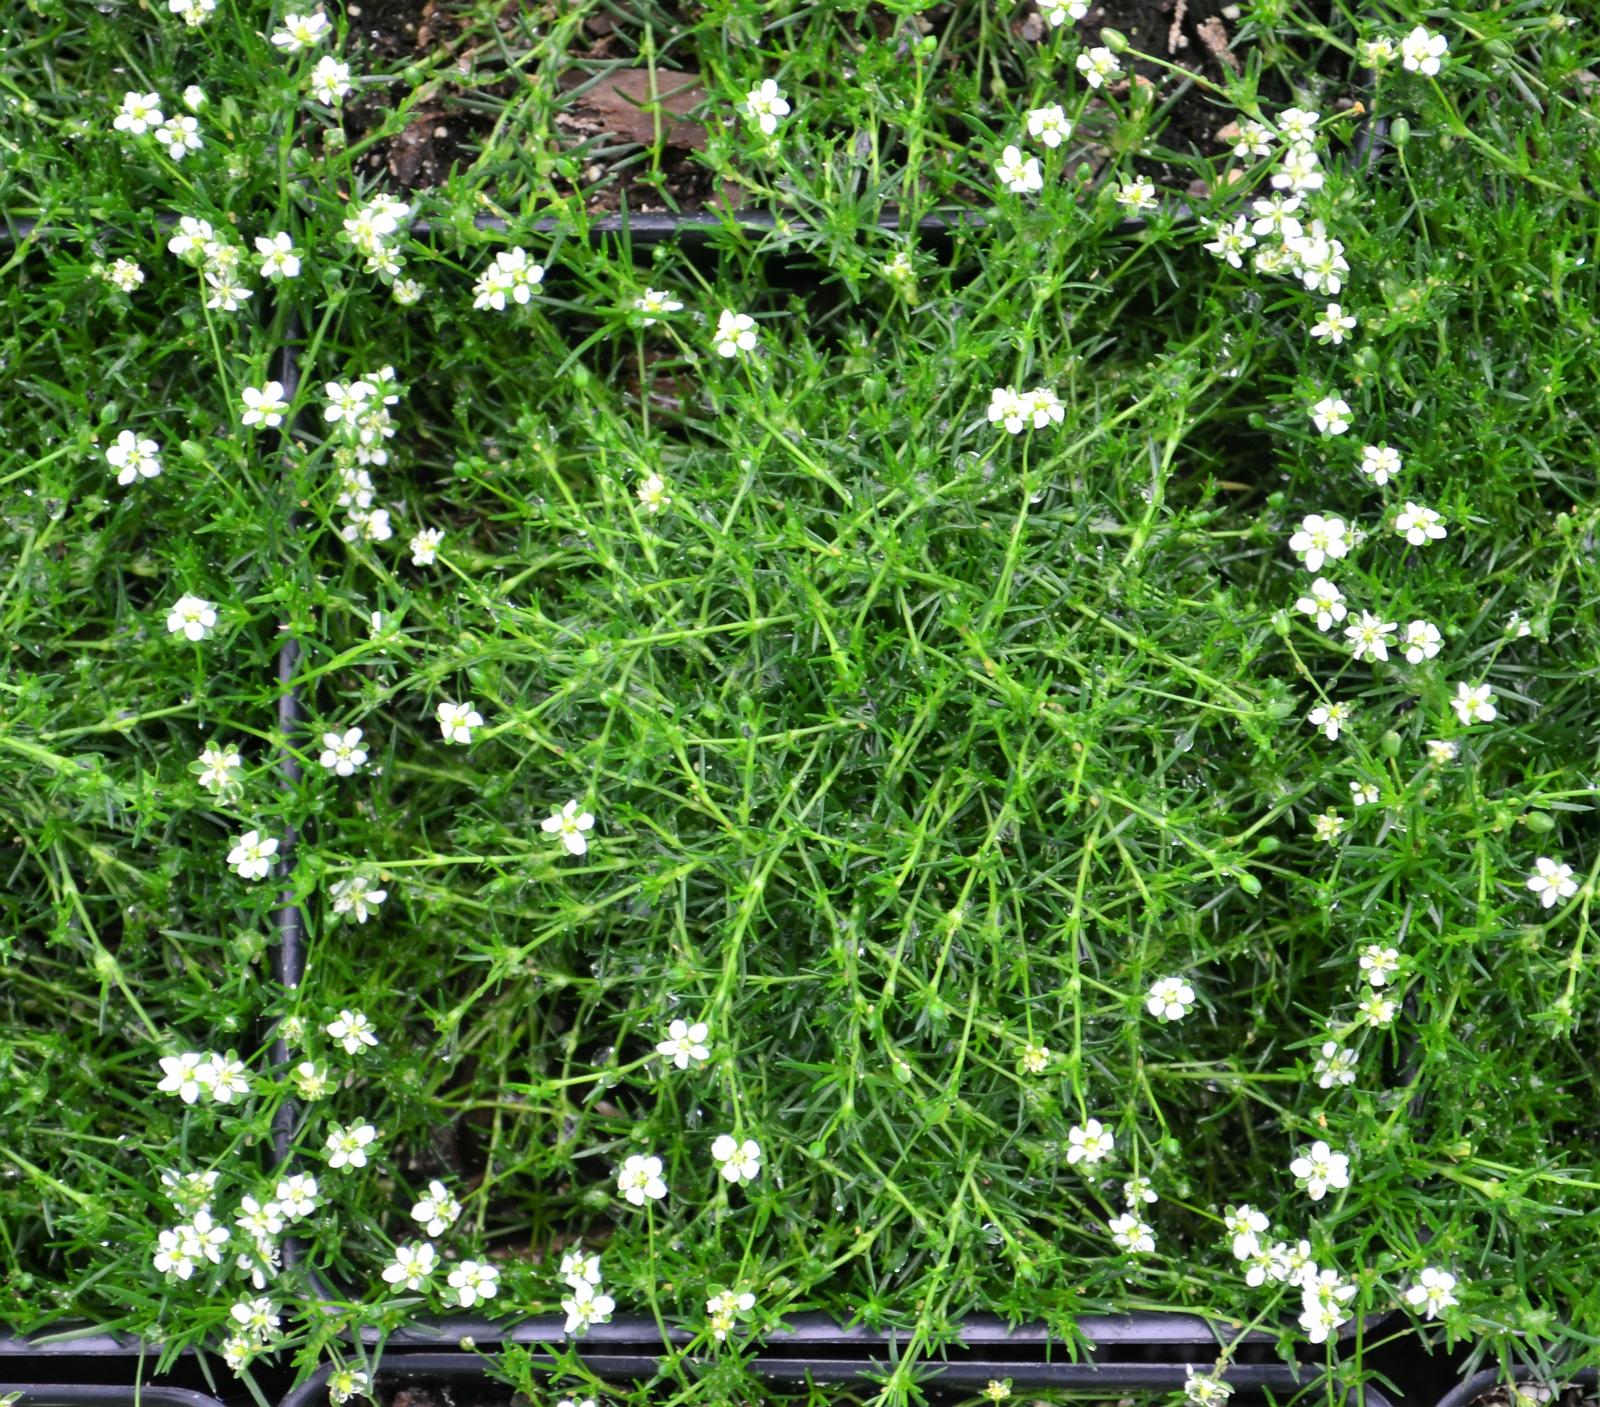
[344,0,1364,204]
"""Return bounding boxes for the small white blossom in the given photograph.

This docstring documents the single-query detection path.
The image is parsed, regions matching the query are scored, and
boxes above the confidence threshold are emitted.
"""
[1289,1140,1350,1200]
[1393,501,1447,545]
[382,1242,440,1292]
[227,829,278,881]
[309,54,353,105]
[1400,25,1449,76]
[1306,701,1352,742]
[114,91,164,136]
[1109,1212,1156,1253]
[1452,682,1498,725]
[1526,857,1578,909]
[741,78,790,135]
[1312,1040,1358,1089]
[1312,809,1346,844]
[656,1019,711,1070]
[1402,620,1443,663]
[106,430,162,485]
[329,875,388,924]
[714,309,758,357]
[324,1121,379,1171]
[542,799,596,856]
[411,1179,463,1236]
[1310,393,1352,435]
[1076,46,1121,89]
[634,288,683,324]
[562,1281,617,1335]
[617,1153,668,1205]
[318,727,368,776]
[271,10,332,53]
[1359,944,1400,986]
[275,1174,320,1220]
[409,527,444,565]
[1288,514,1350,573]
[436,700,483,744]
[241,382,291,428]
[1067,1118,1114,1166]
[1405,1267,1460,1319]
[326,1009,379,1054]
[1360,443,1402,486]
[1026,104,1072,148]
[1356,991,1398,1027]
[637,473,672,513]
[1295,578,1347,632]
[1350,780,1379,807]
[256,233,303,281]
[1114,176,1159,214]
[1310,303,1358,345]
[711,1133,762,1186]
[1145,977,1195,1022]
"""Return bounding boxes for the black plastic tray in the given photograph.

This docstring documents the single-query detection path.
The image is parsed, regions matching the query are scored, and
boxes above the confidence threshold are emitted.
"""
[275,1349,1398,1407]
[0,1388,229,1407]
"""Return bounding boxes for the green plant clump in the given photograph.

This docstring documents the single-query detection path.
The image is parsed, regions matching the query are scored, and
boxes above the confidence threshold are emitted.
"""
[1,2,1598,1406]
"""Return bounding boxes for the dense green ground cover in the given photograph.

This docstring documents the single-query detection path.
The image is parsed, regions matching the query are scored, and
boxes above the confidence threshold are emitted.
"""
[2,1,1599,1405]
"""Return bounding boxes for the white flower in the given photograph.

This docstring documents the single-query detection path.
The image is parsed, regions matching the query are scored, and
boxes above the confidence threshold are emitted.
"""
[328,1370,370,1406]
[1312,809,1346,844]
[1401,620,1442,663]
[560,1247,602,1289]
[220,1336,253,1372]
[1020,1041,1050,1075]
[1345,610,1397,663]
[204,270,253,312]
[656,1019,711,1070]
[293,1060,333,1100]
[182,1208,229,1265]
[992,144,1043,193]
[1359,36,1398,68]
[1310,303,1357,345]
[1243,1239,1292,1287]
[324,1121,379,1171]
[446,1258,501,1307]
[169,217,217,261]
[256,233,303,281]
[1405,1267,1460,1319]
[1203,216,1256,268]
[1527,857,1578,909]
[184,84,207,109]
[227,829,279,881]
[1312,1040,1358,1089]
[637,473,672,513]
[1360,443,1402,486]
[562,1281,617,1335]
[411,1179,462,1236]
[1185,1374,1235,1407]
[329,875,388,924]
[1145,977,1195,1022]
[326,1009,379,1054]
[1109,1212,1155,1253]
[155,114,202,158]
[275,1174,319,1220]
[154,1227,197,1280]
[710,1133,762,1185]
[208,1052,251,1103]
[1076,46,1121,88]
[1273,142,1325,193]
[634,288,683,324]
[104,257,146,292]
[436,700,483,744]
[1289,1140,1350,1200]
[1356,991,1397,1026]
[1452,682,1498,725]
[309,54,353,105]
[1393,501,1446,545]
[987,385,1027,434]
[1233,120,1275,159]
[1400,25,1449,75]
[1426,738,1458,765]
[382,1242,439,1292]
[542,798,596,856]
[1310,393,1352,435]
[1123,1176,1158,1206]
[1276,107,1320,142]
[106,430,162,486]
[319,727,368,776]
[393,278,425,306]
[1287,514,1350,573]
[241,382,291,428]
[1350,781,1379,807]
[1066,1118,1114,1166]
[1026,104,1072,148]
[1295,578,1347,632]
[158,1052,215,1104]
[1306,701,1352,742]
[229,1296,281,1342]
[1021,386,1064,429]
[167,593,218,641]
[1115,176,1159,214]
[741,78,790,135]
[271,10,332,52]
[324,379,374,426]
[1359,944,1400,986]
[1222,1203,1269,1249]
[471,248,545,311]
[114,91,164,135]
[409,527,444,565]
[1043,0,1089,23]
[161,1168,218,1213]
[617,1152,668,1205]
[714,309,758,357]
